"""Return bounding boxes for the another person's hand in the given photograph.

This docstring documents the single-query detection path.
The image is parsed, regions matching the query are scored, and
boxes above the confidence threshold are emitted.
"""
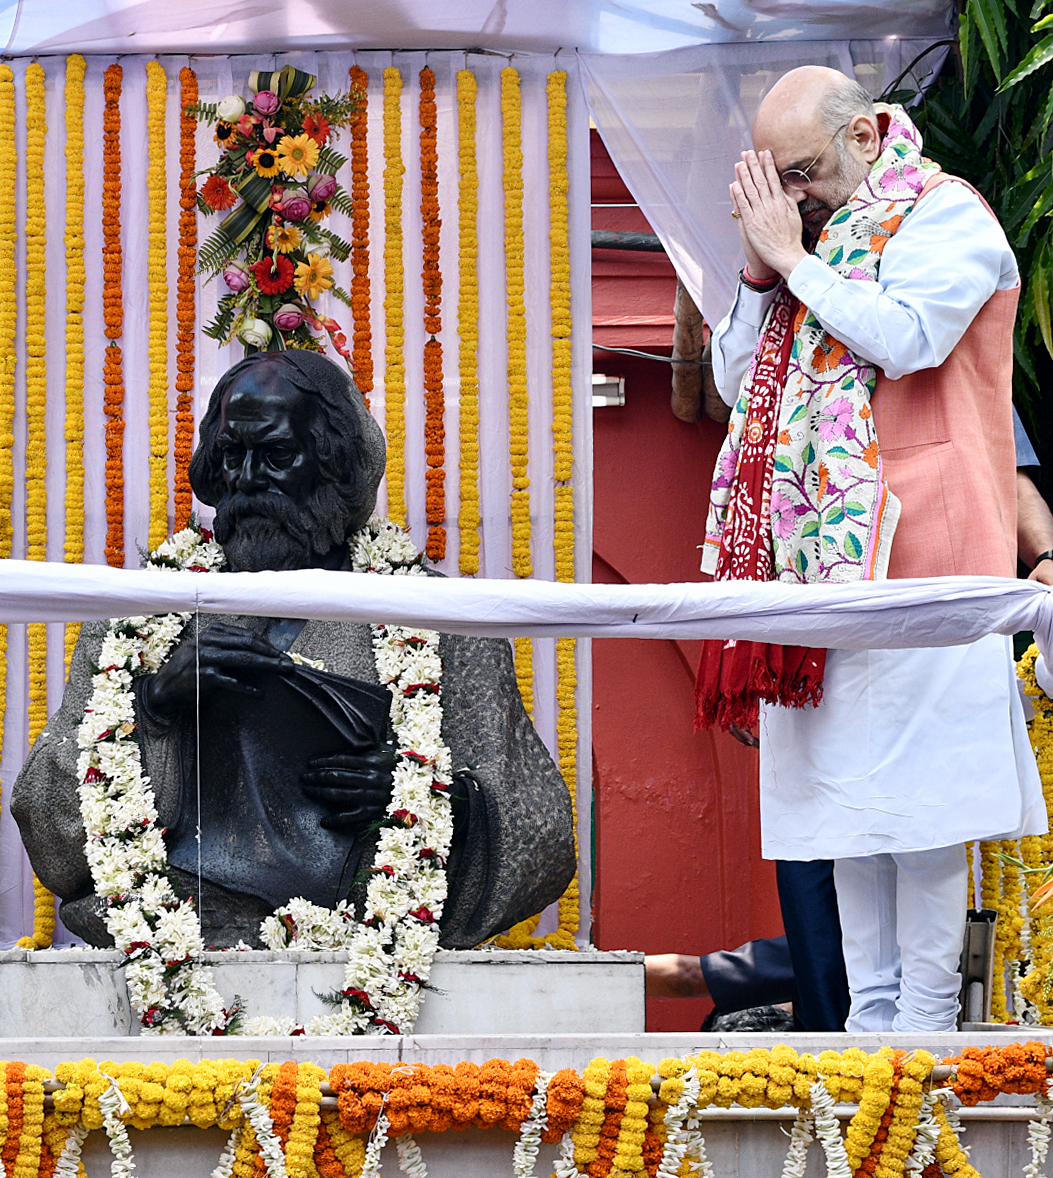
[729,724,759,749]
[730,150,807,279]
[300,746,396,832]
[144,622,293,717]
[645,953,709,998]
[1030,561,1053,587]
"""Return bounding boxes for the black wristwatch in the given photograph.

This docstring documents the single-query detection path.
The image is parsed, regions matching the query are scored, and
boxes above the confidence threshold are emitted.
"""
[1034,549,1053,570]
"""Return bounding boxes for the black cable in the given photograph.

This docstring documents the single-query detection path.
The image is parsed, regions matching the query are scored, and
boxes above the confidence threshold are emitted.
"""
[592,342,709,366]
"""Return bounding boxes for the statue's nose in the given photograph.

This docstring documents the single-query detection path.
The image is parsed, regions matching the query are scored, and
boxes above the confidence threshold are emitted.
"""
[235,449,267,493]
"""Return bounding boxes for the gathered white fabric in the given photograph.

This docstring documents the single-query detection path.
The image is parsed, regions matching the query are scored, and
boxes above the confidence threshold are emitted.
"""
[0,559,1050,650]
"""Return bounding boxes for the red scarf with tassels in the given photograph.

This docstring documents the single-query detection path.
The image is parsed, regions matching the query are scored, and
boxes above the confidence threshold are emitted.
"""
[694,288,826,732]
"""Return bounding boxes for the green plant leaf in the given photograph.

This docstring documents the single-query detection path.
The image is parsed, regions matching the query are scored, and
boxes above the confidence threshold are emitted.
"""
[1034,12,1053,29]
[998,32,1053,90]
[1033,240,1053,357]
[970,0,1009,77]
[1019,176,1053,240]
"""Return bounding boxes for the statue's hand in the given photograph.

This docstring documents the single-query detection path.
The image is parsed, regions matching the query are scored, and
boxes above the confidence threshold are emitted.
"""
[300,746,396,832]
[144,622,294,718]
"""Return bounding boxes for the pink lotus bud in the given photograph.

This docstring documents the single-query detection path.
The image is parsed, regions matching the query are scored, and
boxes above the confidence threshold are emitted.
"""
[307,173,337,202]
[253,89,280,116]
[222,262,251,293]
[281,193,312,222]
[273,303,305,332]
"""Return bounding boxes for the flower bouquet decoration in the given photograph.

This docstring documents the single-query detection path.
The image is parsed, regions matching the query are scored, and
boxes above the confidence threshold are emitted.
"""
[191,65,361,359]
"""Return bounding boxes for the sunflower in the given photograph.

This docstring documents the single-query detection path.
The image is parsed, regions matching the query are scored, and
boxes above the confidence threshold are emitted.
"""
[294,252,334,300]
[308,200,330,222]
[276,132,320,178]
[213,121,238,149]
[266,222,303,254]
[252,147,281,178]
[251,254,295,295]
[201,174,237,211]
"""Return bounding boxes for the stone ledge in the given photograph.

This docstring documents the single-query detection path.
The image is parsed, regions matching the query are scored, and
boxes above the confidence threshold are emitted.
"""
[0,949,644,1037]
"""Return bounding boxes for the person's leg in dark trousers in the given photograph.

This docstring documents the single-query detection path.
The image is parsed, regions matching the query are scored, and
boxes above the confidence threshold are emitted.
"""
[776,859,850,1031]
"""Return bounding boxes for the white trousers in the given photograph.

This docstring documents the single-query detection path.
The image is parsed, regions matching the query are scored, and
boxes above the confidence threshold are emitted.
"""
[833,844,967,1032]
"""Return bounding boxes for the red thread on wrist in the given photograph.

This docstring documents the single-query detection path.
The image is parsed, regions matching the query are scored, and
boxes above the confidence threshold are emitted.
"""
[743,264,778,287]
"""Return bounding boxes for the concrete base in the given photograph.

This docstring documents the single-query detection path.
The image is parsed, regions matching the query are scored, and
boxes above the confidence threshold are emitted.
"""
[0,1031,1048,1177]
[0,948,645,1037]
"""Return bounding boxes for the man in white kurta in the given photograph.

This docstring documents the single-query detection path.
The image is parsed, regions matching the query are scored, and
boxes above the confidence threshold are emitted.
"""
[711,67,1044,1031]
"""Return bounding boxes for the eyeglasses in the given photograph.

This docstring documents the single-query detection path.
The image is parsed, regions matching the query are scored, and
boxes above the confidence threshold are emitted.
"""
[779,122,850,191]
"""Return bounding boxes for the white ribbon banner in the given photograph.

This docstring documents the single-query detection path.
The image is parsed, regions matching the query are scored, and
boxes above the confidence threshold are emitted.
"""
[1,560,1050,652]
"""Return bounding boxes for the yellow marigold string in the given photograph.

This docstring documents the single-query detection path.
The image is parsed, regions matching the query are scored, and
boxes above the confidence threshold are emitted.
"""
[63,55,86,673]
[931,1099,981,1178]
[12,1064,46,1178]
[321,1108,366,1178]
[0,64,16,785]
[382,66,406,525]
[610,1057,652,1176]
[145,62,169,548]
[845,1052,896,1173]
[456,69,481,576]
[875,1052,934,1178]
[174,67,198,532]
[19,63,55,952]
[978,840,1007,1019]
[573,1057,611,1169]
[102,63,125,569]
[1018,643,1053,1021]
[286,1063,324,1178]
[348,66,372,408]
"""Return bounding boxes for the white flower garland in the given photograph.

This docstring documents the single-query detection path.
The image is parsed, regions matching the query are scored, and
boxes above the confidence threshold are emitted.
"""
[1025,1076,1053,1178]
[553,1127,578,1178]
[779,1108,813,1178]
[396,1134,428,1178]
[211,1125,240,1178]
[656,1069,701,1178]
[99,1073,135,1178]
[236,1069,288,1178]
[77,517,453,1037]
[905,1089,942,1174]
[512,1071,552,1178]
[54,1123,89,1178]
[809,1079,852,1178]
[362,1109,392,1178]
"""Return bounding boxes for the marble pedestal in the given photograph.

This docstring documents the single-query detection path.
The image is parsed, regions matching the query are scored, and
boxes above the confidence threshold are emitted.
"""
[0,947,645,1037]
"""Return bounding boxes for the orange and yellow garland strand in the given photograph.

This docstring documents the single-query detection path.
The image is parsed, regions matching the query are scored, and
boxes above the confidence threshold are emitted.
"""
[102,64,125,569]
[174,66,198,532]
[455,68,481,576]
[145,61,169,548]
[63,55,86,672]
[501,66,534,715]
[348,65,372,408]
[419,66,446,562]
[382,66,406,525]
[0,64,16,777]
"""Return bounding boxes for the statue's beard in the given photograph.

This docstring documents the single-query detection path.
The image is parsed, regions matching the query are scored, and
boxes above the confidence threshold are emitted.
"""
[212,490,347,572]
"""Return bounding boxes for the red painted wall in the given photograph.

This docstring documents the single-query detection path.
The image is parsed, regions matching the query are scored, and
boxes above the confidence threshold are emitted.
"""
[589,133,784,1032]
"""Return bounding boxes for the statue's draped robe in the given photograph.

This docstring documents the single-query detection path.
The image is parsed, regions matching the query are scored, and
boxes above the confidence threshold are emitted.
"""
[12,613,576,949]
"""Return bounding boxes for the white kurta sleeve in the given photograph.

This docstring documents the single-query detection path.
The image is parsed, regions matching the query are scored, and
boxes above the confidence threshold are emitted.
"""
[710,282,778,406]
[786,181,1019,381]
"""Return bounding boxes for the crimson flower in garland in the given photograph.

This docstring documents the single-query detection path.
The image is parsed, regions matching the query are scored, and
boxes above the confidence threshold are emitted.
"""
[252,254,294,295]
[303,112,331,144]
[201,174,237,211]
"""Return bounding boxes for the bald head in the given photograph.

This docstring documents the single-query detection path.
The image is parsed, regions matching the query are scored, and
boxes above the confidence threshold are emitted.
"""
[750,67,881,232]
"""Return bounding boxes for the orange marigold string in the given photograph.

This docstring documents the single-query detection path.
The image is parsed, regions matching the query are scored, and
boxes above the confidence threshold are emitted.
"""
[588,1060,628,1178]
[174,67,198,531]
[102,63,125,568]
[419,66,445,561]
[0,63,15,778]
[2,1062,25,1175]
[349,65,372,408]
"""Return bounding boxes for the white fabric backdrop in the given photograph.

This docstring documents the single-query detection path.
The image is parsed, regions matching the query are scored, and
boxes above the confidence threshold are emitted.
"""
[0,51,594,947]
[581,38,950,326]
[0,0,955,57]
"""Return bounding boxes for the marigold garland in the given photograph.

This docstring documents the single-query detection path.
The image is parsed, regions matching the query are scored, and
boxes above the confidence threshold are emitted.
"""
[174,66,198,531]
[383,66,406,525]
[0,64,15,783]
[348,66,373,407]
[1018,643,1053,1022]
[20,63,55,953]
[419,66,446,562]
[456,69,481,576]
[63,55,86,673]
[102,63,125,568]
[145,61,169,548]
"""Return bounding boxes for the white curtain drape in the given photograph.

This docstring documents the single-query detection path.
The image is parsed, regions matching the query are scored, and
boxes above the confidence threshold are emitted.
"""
[0,51,593,948]
[581,38,950,326]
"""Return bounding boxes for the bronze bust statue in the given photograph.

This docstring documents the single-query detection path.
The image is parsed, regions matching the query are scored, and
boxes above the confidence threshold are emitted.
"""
[12,352,576,948]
